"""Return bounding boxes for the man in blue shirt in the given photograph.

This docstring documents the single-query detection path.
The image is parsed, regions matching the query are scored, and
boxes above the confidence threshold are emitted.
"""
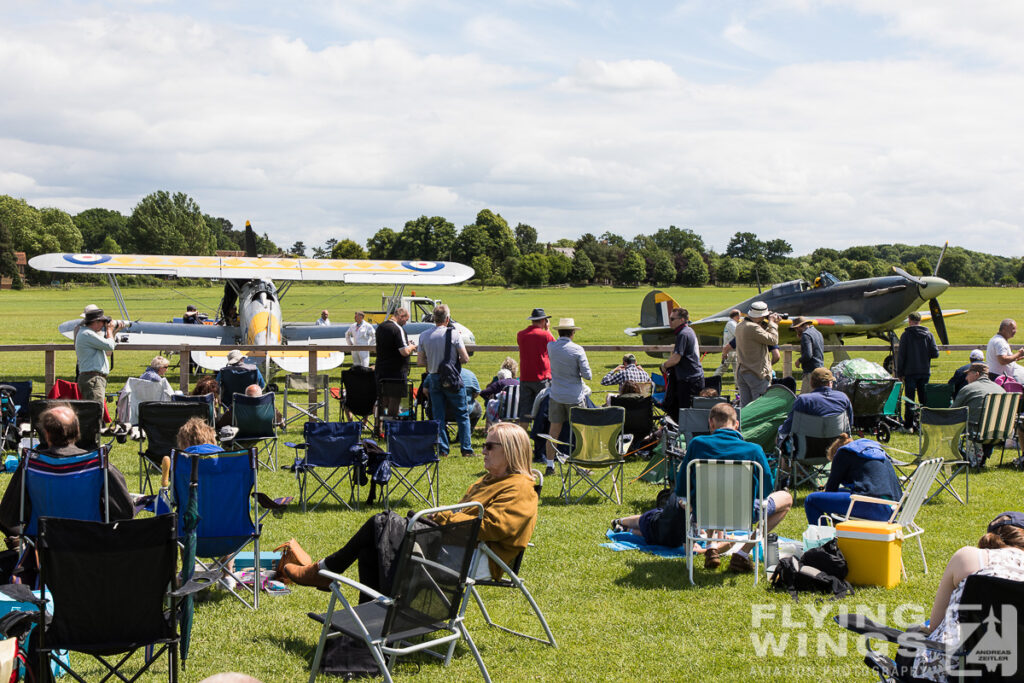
[777,367,854,444]
[613,403,792,573]
[545,318,592,475]
[418,304,473,457]
[792,317,825,394]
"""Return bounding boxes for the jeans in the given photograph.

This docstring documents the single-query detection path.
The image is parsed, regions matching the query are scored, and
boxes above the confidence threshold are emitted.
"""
[425,373,473,455]
[804,491,893,525]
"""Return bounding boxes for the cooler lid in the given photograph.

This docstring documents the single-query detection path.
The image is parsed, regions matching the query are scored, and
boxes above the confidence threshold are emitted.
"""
[836,520,902,541]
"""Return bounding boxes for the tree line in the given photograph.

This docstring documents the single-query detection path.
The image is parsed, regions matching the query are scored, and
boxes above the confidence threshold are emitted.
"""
[1,190,1021,289]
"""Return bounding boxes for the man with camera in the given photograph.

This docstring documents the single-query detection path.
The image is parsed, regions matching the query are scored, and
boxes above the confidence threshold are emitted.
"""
[733,301,780,406]
[75,307,124,416]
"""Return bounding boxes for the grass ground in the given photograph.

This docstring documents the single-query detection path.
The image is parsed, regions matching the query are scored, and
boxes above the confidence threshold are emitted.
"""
[0,283,1021,682]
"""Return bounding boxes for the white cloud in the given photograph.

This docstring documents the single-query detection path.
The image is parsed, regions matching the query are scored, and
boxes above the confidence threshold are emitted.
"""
[555,58,682,91]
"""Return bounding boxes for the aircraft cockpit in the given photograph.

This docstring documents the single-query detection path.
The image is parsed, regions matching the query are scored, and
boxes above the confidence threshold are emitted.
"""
[768,279,809,296]
[247,278,278,303]
[812,272,840,289]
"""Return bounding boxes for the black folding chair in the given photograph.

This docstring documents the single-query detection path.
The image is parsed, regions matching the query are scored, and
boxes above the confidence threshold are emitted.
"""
[137,401,213,493]
[218,366,261,409]
[28,399,104,451]
[609,393,654,448]
[340,367,377,429]
[4,515,205,683]
[307,503,490,683]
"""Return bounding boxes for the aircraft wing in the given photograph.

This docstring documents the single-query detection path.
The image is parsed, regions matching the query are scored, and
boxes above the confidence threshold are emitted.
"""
[30,253,474,285]
[690,315,859,339]
[917,309,967,323]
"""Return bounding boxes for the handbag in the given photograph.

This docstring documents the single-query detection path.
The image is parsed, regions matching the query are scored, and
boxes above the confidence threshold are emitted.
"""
[437,327,463,392]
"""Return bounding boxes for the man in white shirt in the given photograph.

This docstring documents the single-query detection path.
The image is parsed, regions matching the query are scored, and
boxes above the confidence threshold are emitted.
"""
[713,309,741,377]
[985,319,1024,383]
[345,311,376,368]
[315,310,330,326]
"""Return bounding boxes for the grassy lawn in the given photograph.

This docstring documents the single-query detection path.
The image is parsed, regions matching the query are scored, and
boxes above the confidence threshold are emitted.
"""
[0,282,1021,681]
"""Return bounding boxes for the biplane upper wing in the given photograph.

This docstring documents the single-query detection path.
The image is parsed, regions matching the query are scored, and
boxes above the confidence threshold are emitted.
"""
[29,253,475,285]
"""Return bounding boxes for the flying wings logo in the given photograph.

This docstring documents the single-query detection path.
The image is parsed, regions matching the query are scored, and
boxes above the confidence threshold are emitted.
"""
[402,261,444,272]
[63,254,112,265]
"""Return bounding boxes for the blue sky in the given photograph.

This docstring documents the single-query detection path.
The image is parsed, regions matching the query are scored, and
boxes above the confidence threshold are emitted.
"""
[2,1,1023,256]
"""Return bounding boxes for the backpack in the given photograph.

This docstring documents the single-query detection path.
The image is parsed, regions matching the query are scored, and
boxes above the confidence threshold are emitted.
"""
[437,327,463,392]
[770,540,854,601]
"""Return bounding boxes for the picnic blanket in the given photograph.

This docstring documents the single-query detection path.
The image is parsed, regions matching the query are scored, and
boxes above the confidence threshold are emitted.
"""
[601,529,797,561]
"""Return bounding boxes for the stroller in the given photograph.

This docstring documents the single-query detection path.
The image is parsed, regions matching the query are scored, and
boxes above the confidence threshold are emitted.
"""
[839,378,902,443]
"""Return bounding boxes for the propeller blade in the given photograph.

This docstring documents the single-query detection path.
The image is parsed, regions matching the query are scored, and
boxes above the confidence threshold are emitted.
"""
[892,265,925,286]
[244,220,258,258]
[929,298,949,346]
[934,241,948,278]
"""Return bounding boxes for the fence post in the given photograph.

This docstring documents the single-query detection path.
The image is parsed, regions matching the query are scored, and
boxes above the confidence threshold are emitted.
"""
[308,347,318,420]
[44,348,55,395]
[783,349,792,378]
[180,345,190,393]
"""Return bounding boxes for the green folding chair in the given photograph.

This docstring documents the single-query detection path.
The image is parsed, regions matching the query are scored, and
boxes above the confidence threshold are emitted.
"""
[887,406,970,504]
[541,406,631,504]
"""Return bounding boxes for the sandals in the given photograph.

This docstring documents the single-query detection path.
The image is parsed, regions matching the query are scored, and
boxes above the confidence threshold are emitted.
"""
[611,519,626,533]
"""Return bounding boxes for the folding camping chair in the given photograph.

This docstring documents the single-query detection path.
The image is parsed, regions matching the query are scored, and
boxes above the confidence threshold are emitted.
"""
[283,373,330,429]
[685,458,766,585]
[495,384,521,422]
[887,406,971,505]
[921,382,954,408]
[376,377,415,433]
[230,392,279,470]
[339,367,377,429]
[383,420,441,509]
[5,514,205,683]
[834,574,1024,682]
[692,395,729,409]
[171,392,217,423]
[777,411,851,491]
[965,392,1021,467]
[218,366,261,409]
[307,503,490,683]
[460,470,556,648]
[0,381,32,451]
[19,444,112,541]
[541,406,631,505]
[830,457,943,578]
[137,401,213,493]
[172,447,267,609]
[28,399,104,451]
[120,376,174,426]
[287,421,363,512]
[610,393,654,447]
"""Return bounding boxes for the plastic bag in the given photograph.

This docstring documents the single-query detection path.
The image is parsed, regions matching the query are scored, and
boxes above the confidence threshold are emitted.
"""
[802,524,837,553]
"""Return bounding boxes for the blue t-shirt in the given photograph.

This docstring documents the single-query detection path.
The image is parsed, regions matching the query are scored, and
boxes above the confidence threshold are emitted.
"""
[674,428,773,514]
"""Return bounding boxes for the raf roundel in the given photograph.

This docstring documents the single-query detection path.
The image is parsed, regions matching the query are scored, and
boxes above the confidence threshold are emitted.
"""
[401,261,444,272]
[63,254,112,265]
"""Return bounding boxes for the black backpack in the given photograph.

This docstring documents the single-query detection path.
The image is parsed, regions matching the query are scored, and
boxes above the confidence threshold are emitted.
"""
[437,326,463,392]
[770,539,854,600]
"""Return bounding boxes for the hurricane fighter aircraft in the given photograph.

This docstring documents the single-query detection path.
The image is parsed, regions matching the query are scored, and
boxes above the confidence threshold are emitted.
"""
[30,223,474,379]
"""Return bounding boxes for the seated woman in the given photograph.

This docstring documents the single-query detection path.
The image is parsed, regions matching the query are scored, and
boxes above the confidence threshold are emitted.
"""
[904,513,1024,681]
[141,355,171,383]
[483,368,521,427]
[803,434,902,524]
[177,416,223,454]
[277,421,539,591]
[191,376,228,428]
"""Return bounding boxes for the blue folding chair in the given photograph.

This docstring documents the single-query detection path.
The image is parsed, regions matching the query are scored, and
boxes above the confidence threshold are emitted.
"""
[172,392,217,423]
[231,392,279,470]
[20,445,111,539]
[384,420,441,509]
[172,447,264,609]
[2,381,33,425]
[287,421,364,512]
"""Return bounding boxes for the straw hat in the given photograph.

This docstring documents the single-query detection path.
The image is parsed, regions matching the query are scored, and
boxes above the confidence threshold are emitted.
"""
[553,318,581,331]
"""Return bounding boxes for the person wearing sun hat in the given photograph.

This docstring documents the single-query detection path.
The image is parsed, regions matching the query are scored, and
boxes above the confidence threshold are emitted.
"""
[733,301,780,406]
[544,317,591,475]
[791,316,824,394]
[516,308,555,426]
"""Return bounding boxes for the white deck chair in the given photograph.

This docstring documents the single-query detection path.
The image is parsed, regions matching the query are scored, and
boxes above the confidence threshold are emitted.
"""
[122,377,173,427]
[685,459,766,585]
[830,456,943,578]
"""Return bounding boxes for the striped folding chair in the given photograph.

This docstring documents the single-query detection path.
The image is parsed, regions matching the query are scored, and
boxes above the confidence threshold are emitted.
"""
[965,392,1021,467]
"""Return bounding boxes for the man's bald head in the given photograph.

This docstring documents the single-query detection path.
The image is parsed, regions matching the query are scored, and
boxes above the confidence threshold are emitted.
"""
[244,384,262,397]
[708,402,739,430]
[39,405,80,448]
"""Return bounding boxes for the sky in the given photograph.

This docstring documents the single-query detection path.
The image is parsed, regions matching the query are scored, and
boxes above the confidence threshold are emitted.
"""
[2,1,1023,256]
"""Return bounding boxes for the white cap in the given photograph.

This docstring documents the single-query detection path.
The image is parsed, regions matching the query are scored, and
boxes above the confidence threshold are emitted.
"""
[969,349,984,361]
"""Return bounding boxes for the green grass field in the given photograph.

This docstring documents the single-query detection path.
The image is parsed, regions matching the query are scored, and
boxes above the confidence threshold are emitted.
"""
[0,283,1021,682]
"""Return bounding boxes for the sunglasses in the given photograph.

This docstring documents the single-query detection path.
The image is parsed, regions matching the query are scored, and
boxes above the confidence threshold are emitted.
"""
[482,441,501,452]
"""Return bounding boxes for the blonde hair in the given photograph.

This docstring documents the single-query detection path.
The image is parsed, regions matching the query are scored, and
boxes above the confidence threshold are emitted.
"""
[177,417,217,449]
[150,356,170,370]
[487,422,533,477]
[500,356,519,377]
[826,433,853,462]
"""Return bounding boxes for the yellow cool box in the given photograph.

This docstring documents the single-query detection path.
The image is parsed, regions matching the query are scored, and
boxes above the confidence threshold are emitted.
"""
[835,520,903,589]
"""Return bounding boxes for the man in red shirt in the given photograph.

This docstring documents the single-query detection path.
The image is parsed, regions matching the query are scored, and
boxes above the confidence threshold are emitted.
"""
[517,308,555,426]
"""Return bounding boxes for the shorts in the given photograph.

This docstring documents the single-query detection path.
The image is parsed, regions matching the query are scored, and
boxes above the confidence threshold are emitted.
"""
[518,380,549,419]
[753,496,777,518]
[638,494,687,547]
[548,398,585,424]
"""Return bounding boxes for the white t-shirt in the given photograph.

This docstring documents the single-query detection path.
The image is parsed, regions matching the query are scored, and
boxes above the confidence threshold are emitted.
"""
[722,319,738,347]
[985,333,1024,381]
[346,320,376,367]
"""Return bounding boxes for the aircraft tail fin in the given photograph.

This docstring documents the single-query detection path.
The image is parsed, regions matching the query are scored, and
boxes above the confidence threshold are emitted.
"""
[244,220,258,258]
[640,290,678,329]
